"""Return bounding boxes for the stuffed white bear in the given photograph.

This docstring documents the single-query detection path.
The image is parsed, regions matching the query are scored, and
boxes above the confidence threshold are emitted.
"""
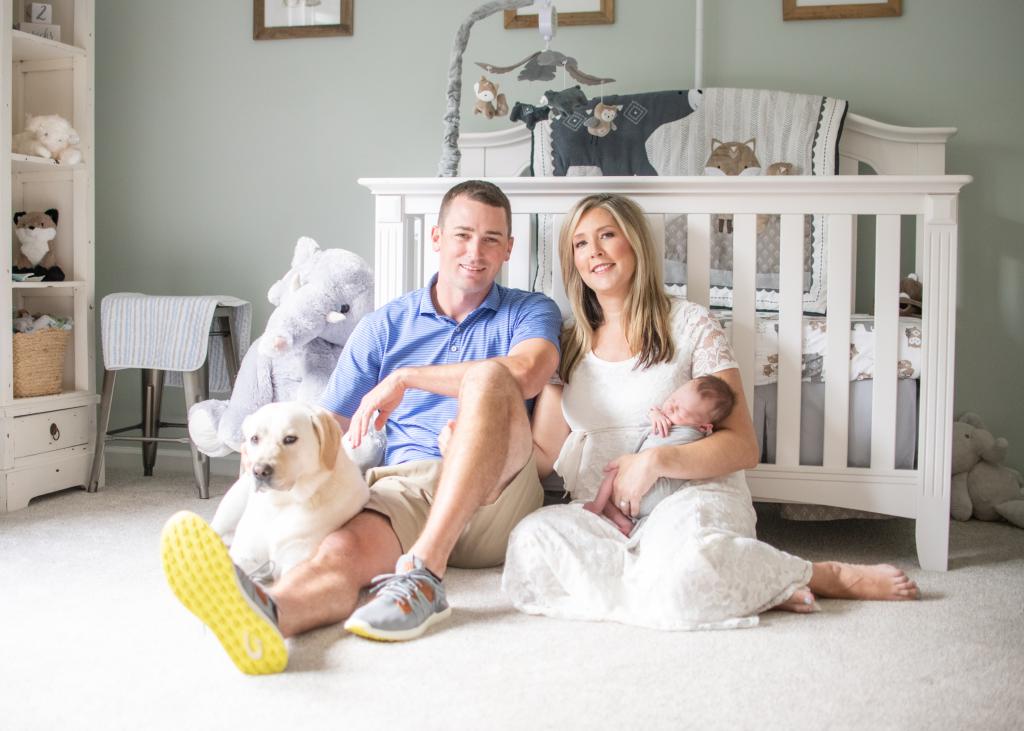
[188,237,384,470]
[12,114,83,165]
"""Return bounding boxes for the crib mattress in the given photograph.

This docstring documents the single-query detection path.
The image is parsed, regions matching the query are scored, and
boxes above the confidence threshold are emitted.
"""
[716,312,923,385]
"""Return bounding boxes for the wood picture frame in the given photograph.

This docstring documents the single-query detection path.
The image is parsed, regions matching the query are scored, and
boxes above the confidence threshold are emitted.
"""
[505,0,614,29]
[254,0,353,40]
[783,0,901,21]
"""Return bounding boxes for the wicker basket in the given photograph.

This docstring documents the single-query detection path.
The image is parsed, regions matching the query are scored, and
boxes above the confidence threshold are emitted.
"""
[13,328,71,398]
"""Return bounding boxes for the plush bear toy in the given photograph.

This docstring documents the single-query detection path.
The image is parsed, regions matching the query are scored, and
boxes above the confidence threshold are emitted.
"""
[950,413,1024,528]
[899,273,923,317]
[188,237,384,469]
[12,114,83,165]
[12,209,66,281]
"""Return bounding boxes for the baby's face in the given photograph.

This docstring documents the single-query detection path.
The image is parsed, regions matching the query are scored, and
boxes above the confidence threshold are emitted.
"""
[661,382,714,427]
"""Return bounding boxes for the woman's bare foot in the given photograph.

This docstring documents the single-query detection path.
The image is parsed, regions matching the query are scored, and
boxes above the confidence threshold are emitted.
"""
[773,587,819,613]
[809,561,919,601]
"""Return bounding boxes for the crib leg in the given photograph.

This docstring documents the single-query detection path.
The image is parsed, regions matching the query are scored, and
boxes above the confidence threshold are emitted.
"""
[915,487,950,572]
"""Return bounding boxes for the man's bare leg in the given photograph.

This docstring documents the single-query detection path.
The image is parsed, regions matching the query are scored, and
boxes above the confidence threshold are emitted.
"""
[410,361,533,577]
[271,511,402,637]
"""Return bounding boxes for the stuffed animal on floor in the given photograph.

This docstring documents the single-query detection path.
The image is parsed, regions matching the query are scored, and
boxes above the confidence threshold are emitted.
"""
[187,237,384,471]
[704,138,761,233]
[12,114,83,165]
[585,102,622,138]
[473,77,508,119]
[540,86,589,120]
[12,209,65,281]
[899,273,923,317]
[950,413,1024,528]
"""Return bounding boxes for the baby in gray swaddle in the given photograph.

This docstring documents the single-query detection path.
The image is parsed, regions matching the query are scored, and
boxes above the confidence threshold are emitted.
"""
[583,375,736,536]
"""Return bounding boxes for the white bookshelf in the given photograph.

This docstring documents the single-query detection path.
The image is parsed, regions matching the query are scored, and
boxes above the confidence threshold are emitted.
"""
[1,0,96,512]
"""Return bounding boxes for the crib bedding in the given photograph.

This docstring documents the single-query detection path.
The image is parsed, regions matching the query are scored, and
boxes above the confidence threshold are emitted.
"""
[715,312,923,385]
[532,87,848,315]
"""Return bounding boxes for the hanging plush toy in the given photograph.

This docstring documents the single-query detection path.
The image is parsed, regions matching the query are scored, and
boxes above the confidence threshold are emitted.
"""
[473,76,509,119]
[540,86,589,120]
[585,102,623,137]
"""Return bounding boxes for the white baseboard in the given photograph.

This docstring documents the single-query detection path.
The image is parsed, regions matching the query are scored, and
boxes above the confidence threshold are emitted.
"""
[103,444,241,478]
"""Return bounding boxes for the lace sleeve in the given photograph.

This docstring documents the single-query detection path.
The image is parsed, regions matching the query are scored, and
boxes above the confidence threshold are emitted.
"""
[687,307,739,378]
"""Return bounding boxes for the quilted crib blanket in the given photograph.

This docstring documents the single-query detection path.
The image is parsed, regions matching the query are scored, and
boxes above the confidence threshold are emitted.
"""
[530,87,848,315]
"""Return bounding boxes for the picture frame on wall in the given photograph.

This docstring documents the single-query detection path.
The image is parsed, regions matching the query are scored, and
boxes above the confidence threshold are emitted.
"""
[783,0,901,21]
[505,0,614,29]
[254,0,353,40]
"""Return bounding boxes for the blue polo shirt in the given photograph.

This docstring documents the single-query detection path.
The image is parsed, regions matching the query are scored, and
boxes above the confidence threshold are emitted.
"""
[319,276,562,465]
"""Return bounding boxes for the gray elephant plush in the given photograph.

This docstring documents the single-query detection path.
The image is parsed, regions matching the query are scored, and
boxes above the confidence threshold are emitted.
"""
[950,412,1024,528]
[188,237,383,468]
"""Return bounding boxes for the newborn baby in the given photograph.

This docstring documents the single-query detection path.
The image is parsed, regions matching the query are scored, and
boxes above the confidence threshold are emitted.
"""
[583,375,736,535]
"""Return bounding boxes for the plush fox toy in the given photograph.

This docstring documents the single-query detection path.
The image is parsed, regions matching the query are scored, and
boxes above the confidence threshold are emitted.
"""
[474,77,508,119]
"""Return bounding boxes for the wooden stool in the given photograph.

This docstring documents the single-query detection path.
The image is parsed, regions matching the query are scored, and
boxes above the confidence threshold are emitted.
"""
[87,305,241,498]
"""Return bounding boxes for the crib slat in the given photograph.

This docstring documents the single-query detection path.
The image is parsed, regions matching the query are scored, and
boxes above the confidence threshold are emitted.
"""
[549,214,571,315]
[732,214,757,411]
[648,214,666,263]
[505,213,532,289]
[421,213,439,288]
[374,195,407,309]
[823,214,853,468]
[872,215,901,469]
[686,214,711,307]
[776,214,806,467]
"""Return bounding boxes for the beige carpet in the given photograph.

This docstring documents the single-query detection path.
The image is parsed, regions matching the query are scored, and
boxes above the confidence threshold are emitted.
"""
[2,469,1023,731]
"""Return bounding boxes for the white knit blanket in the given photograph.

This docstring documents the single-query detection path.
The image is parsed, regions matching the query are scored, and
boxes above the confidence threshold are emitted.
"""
[100,294,251,393]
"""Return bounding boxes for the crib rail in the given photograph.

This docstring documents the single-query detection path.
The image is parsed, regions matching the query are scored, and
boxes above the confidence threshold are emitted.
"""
[359,174,971,571]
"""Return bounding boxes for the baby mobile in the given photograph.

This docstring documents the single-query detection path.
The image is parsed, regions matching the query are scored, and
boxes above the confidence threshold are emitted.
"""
[438,0,616,177]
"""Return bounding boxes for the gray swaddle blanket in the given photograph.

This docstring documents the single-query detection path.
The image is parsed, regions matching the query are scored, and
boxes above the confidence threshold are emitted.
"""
[637,425,707,518]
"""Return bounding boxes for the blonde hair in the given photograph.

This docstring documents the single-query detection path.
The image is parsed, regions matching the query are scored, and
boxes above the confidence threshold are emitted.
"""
[558,194,674,383]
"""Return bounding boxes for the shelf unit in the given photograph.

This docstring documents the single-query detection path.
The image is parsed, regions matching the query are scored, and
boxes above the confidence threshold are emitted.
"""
[1,0,95,512]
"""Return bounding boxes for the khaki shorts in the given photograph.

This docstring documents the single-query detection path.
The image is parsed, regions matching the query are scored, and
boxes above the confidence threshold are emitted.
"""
[364,455,543,569]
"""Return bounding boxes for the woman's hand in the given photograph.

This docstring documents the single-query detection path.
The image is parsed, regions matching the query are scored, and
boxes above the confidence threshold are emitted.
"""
[605,451,658,518]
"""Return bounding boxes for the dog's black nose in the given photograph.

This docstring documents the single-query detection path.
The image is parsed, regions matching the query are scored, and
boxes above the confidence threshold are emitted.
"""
[252,463,274,480]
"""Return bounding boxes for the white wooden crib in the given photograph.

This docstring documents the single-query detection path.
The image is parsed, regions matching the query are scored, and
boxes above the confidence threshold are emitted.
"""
[359,112,971,571]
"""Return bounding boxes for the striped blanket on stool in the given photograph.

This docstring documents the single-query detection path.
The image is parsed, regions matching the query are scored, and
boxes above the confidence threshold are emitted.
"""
[100,293,252,393]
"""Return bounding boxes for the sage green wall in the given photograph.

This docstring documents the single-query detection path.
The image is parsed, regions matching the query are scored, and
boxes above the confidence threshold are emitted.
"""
[96,1,1024,470]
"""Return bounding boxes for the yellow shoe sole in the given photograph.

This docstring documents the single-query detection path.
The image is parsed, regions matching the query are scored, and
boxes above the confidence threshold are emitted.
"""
[160,510,288,675]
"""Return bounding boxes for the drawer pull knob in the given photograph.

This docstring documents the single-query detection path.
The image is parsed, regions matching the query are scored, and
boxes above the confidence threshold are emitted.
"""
[50,423,61,440]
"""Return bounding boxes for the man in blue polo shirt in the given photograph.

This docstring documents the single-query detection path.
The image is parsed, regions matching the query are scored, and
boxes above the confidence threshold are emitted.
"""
[162,180,561,674]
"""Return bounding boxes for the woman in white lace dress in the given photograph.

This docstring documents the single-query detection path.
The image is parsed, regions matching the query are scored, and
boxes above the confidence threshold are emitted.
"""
[501,194,919,630]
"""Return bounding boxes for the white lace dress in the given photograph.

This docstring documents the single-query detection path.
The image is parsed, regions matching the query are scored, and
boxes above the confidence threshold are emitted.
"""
[502,298,813,630]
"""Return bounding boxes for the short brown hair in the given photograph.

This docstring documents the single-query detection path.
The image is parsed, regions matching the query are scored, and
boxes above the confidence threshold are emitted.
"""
[438,180,512,236]
[694,375,735,425]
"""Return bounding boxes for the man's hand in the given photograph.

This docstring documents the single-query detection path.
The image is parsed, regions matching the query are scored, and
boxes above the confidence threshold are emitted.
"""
[348,370,408,448]
[648,406,672,438]
[605,451,658,518]
[438,419,456,457]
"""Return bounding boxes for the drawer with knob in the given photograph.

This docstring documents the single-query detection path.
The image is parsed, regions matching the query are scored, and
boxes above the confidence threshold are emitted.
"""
[13,406,91,459]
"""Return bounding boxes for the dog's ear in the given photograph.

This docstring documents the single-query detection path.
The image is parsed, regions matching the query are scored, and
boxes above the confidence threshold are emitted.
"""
[311,407,341,471]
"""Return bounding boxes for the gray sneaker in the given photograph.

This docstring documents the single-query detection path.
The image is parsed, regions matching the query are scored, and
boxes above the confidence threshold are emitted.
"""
[343,553,451,642]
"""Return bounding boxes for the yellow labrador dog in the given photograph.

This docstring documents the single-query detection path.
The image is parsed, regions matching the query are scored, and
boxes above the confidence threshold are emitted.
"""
[210,402,369,583]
